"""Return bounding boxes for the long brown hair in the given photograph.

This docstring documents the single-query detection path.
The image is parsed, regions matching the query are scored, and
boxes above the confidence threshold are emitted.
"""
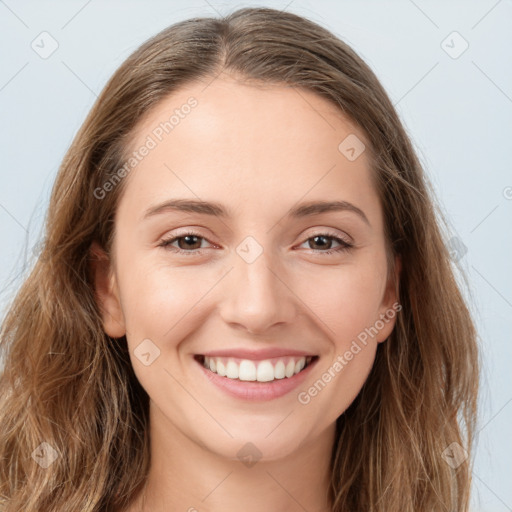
[0,7,479,511]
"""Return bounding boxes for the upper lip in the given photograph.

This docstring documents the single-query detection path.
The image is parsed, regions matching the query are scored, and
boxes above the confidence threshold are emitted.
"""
[197,348,317,360]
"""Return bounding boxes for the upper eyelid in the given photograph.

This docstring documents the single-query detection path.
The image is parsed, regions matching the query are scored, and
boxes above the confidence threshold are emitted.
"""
[164,225,350,237]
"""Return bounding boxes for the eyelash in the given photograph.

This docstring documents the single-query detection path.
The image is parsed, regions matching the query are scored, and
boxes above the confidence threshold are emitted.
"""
[158,230,354,256]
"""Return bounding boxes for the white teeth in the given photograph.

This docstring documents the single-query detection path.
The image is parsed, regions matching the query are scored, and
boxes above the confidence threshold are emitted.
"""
[239,360,256,381]
[285,360,295,378]
[216,359,226,377]
[201,355,312,382]
[274,360,285,379]
[226,360,239,379]
[256,361,274,382]
[295,358,305,373]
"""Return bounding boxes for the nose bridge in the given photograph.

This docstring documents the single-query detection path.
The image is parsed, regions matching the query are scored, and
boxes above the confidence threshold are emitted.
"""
[219,238,295,332]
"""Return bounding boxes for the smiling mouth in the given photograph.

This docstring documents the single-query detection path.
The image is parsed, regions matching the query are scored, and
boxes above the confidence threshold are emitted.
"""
[194,354,319,382]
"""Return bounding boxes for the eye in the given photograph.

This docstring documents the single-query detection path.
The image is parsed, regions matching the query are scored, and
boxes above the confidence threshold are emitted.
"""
[297,233,353,255]
[158,232,214,255]
[158,231,354,256]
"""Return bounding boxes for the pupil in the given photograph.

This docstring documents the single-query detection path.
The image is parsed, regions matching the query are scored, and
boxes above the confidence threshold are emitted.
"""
[179,235,200,250]
[311,235,331,250]
[177,235,334,251]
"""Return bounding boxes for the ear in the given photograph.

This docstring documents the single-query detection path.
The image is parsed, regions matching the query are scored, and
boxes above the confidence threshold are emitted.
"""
[89,241,126,338]
[376,255,402,343]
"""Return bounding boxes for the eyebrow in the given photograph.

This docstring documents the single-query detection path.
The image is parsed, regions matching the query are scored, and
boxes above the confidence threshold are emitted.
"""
[142,198,370,226]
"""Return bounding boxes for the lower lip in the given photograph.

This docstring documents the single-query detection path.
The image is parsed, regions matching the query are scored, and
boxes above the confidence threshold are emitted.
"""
[195,357,318,401]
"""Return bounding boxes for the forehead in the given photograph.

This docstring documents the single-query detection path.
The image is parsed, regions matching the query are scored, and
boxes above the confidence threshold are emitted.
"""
[119,75,380,225]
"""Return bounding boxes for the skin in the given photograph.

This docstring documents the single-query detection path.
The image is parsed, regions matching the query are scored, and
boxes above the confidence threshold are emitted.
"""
[92,73,400,512]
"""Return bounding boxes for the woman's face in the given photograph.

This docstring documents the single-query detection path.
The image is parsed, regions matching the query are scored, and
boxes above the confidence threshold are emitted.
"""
[94,75,399,461]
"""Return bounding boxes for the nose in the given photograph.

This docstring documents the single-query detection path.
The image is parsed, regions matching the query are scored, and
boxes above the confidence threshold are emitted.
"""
[219,248,297,335]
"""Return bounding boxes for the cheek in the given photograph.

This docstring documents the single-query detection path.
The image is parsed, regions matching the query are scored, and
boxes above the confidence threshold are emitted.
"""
[293,263,384,419]
[120,263,211,340]
[297,341,377,428]
[119,246,387,349]
[290,259,387,345]
[119,262,219,397]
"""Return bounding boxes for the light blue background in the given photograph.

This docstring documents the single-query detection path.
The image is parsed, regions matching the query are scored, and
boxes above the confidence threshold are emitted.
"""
[1,1,511,510]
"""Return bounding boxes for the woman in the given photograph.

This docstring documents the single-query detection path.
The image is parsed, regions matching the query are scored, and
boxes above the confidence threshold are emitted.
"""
[0,7,479,511]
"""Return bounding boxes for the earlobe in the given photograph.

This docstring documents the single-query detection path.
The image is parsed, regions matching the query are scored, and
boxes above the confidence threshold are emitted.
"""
[376,255,402,343]
[89,241,126,338]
